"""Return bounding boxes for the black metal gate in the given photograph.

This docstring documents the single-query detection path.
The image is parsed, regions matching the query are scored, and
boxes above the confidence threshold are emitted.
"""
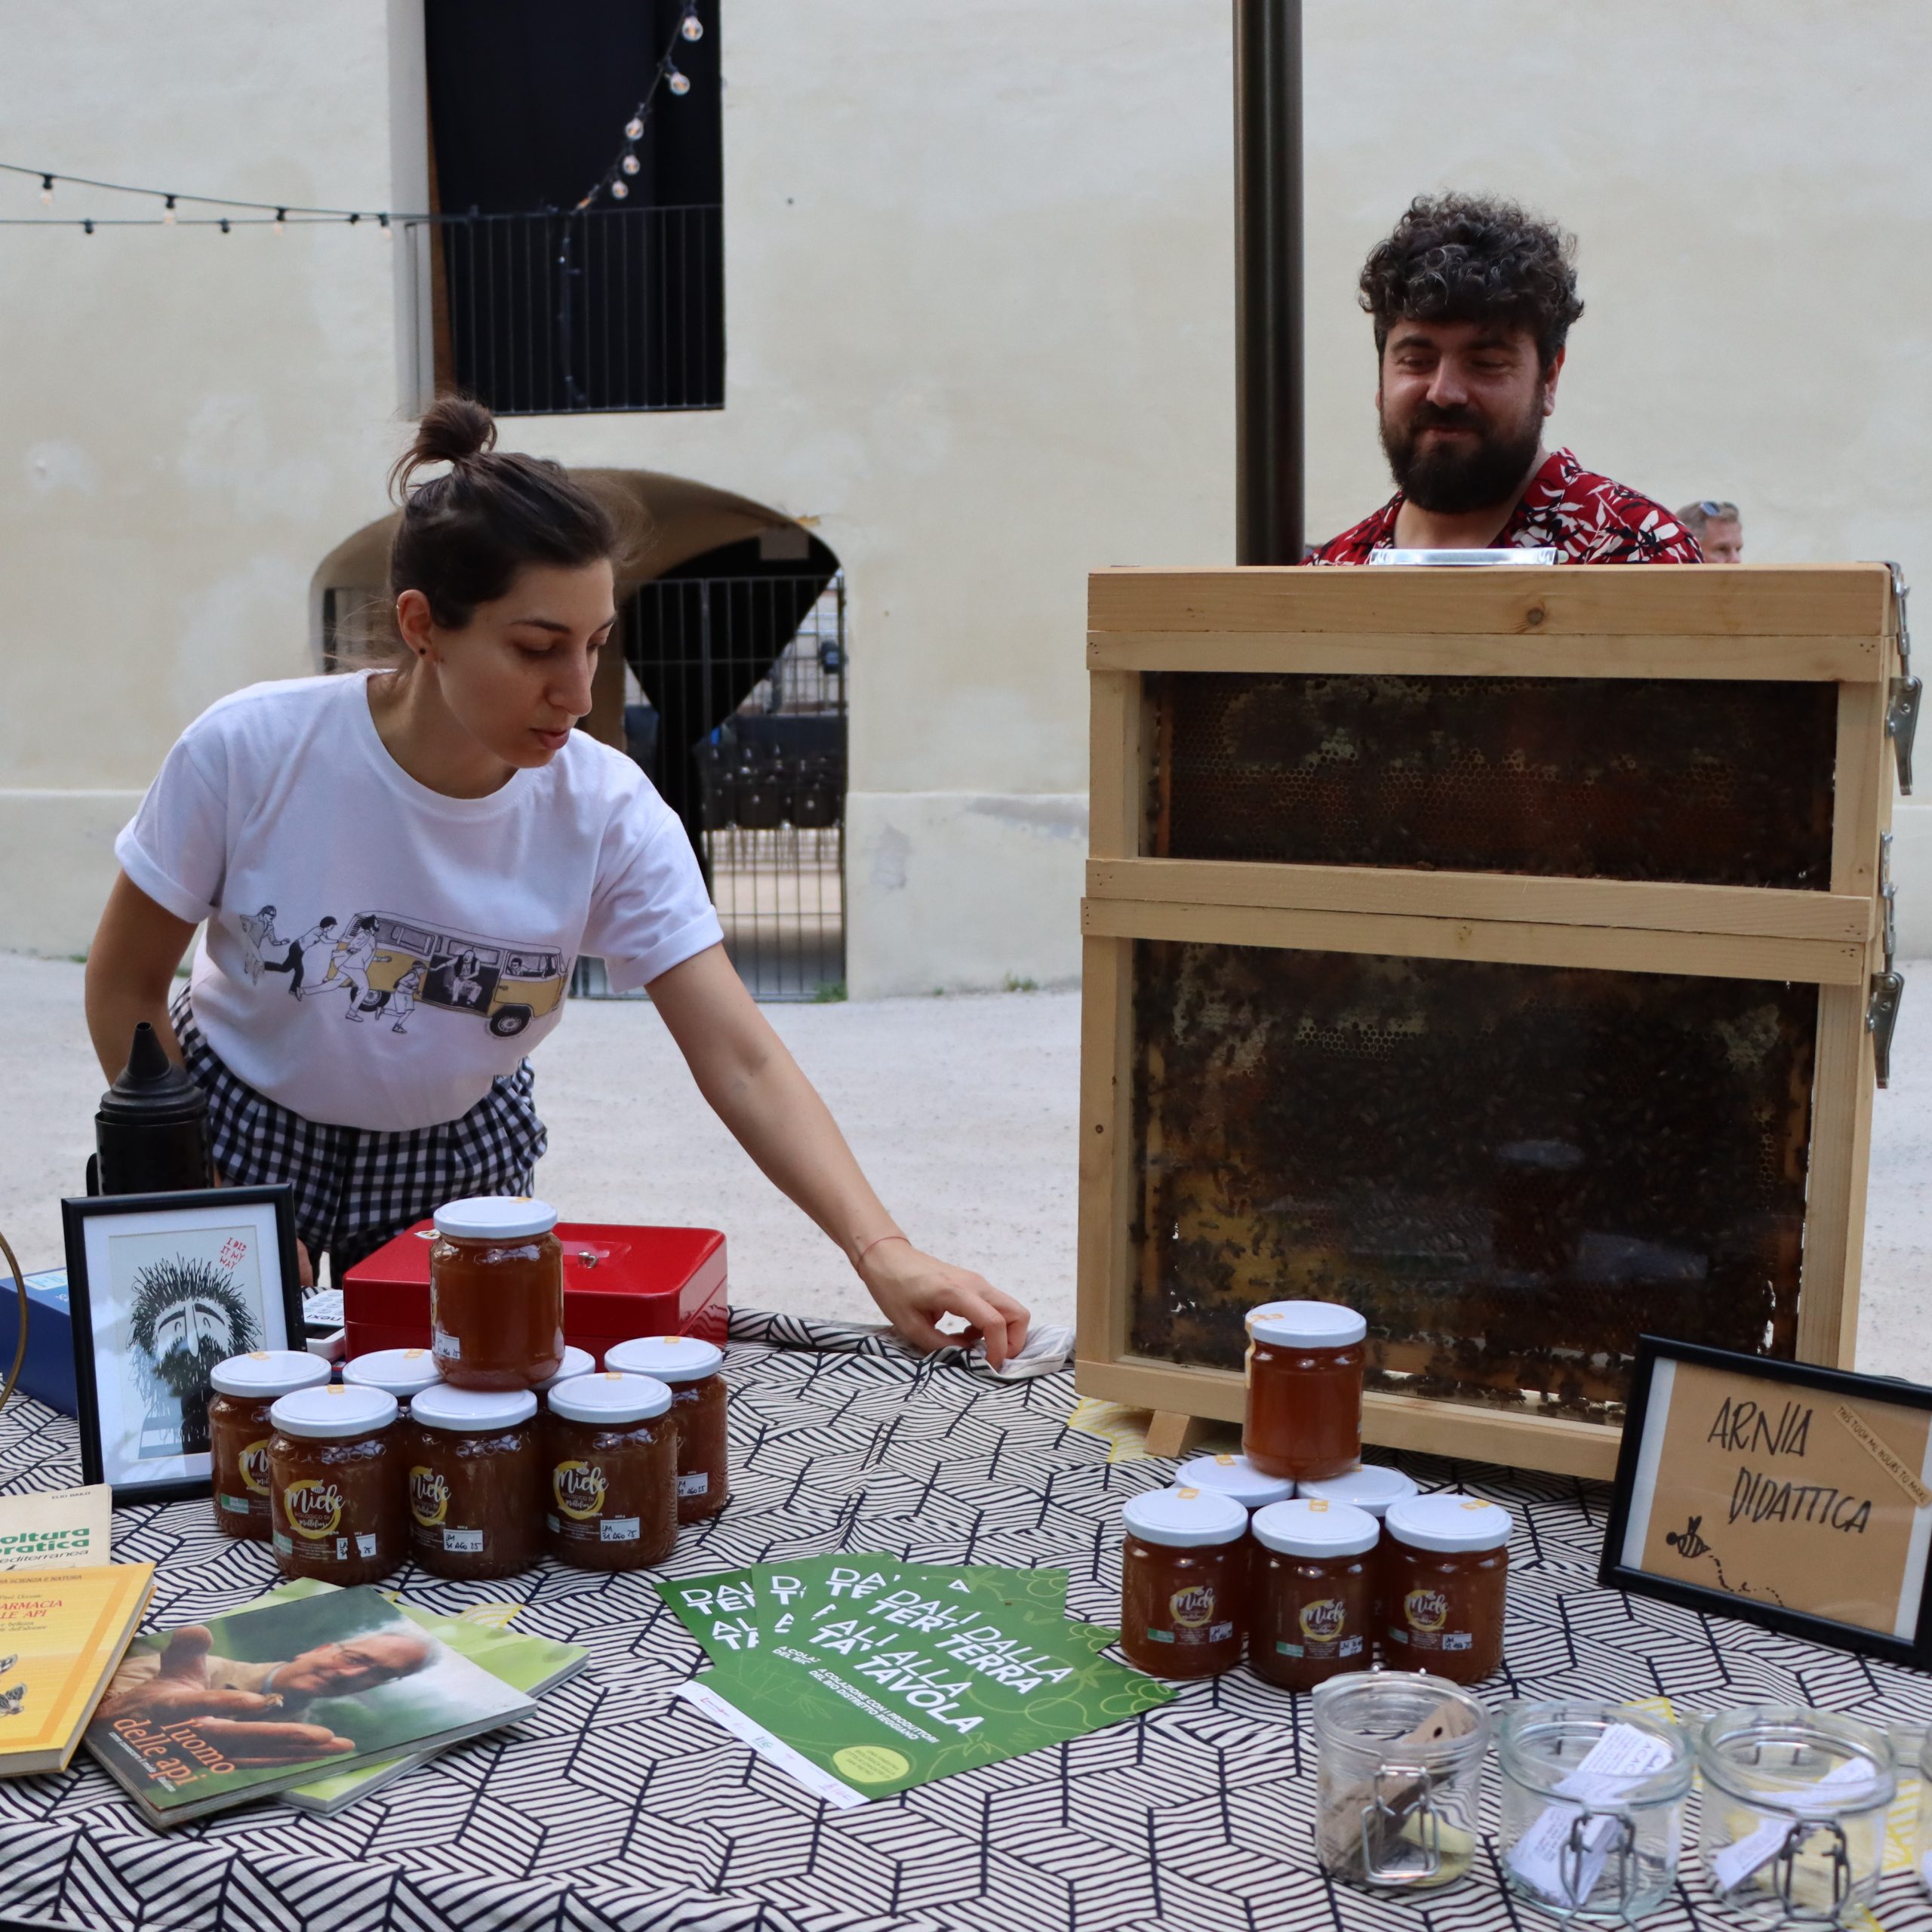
[614,571,847,1001]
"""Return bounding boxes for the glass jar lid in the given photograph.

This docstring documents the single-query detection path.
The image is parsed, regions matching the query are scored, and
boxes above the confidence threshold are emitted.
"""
[269,1382,398,1439]
[432,1195,558,1241]
[534,1345,597,1393]
[209,1349,331,1400]
[1296,1463,1419,1517]
[1175,1452,1294,1510]
[409,1384,539,1432]
[1246,1300,1367,1347]
[1252,1497,1380,1557]
[604,1334,725,1384]
[1121,1484,1248,1548]
[1386,1494,1512,1552]
[343,1348,444,1400]
[546,1371,673,1425]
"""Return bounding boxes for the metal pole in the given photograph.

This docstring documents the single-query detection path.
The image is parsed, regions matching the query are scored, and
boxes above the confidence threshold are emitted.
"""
[1234,0,1304,565]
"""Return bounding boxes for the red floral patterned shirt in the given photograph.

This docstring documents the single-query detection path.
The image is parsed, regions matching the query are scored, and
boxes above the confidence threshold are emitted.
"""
[1309,448,1703,565]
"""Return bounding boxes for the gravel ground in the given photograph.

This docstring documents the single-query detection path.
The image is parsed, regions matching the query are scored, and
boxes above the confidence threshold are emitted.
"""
[3,953,1924,1384]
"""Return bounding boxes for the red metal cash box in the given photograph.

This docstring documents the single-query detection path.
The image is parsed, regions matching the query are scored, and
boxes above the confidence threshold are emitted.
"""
[342,1220,728,1364]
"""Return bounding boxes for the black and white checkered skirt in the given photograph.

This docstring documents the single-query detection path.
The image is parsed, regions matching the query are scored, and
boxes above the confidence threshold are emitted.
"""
[170,990,547,1281]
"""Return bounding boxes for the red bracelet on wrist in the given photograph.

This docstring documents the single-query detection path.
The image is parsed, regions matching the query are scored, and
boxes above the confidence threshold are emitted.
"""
[854,1231,910,1269]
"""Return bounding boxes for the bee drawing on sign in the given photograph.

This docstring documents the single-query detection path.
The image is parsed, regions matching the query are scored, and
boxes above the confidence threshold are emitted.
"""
[1663,1512,1784,1606]
[0,1667,25,1718]
[1665,1515,1710,1560]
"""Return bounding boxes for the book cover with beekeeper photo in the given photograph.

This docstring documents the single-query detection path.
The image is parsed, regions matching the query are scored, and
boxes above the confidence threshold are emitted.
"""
[84,1585,534,1825]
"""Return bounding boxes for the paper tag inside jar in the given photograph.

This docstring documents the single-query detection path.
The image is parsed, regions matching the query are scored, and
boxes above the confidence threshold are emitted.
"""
[1506,1724,1674,1906]
[355,1532,377,1558]
[443,1527,484,1554]
[432,1331,460,1361]
[600,1516,641,1543]
[1710,1758,1881,1893]
[678,1472,709,1497]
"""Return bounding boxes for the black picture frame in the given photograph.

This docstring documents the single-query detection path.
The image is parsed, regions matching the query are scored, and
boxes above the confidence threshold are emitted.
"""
[61,1186,305,1506]
[1599,1333,1932,1670]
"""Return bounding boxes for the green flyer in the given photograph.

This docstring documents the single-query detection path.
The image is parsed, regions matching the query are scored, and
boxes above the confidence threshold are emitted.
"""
[660,1558,1170,1803]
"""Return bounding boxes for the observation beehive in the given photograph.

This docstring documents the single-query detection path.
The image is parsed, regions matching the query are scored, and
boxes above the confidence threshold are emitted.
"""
[1077,565,1909,1477]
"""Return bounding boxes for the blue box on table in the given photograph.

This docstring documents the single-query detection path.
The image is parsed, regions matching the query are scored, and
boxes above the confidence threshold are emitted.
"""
[0,1267,78,1417]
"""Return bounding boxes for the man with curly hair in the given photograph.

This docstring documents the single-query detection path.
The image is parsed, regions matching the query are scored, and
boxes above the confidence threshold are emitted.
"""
[1311,193,1700,564]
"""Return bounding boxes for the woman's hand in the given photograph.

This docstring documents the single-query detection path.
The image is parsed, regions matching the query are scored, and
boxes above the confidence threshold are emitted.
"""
[859,1239,1030,1368]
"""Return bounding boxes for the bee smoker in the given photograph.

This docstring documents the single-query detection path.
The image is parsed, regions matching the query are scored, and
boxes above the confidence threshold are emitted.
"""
[89,1021,214,1195]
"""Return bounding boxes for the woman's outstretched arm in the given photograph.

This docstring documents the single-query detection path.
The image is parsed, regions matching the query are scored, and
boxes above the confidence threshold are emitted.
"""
[647,946,1031,1365]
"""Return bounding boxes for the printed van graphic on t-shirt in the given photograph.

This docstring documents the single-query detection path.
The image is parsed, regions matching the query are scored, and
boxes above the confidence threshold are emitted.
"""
[250,906,568,1040]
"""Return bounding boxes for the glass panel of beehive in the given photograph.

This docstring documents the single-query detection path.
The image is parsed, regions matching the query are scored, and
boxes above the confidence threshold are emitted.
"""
[1151,673,1836,887]
[1128,941,1815,1423]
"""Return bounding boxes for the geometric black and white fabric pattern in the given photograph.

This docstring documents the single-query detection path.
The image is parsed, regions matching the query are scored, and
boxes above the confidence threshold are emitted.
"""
[2,1310,1928,1932]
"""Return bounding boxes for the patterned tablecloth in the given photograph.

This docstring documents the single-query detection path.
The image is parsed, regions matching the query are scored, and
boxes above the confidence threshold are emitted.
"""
[2,1309,1929,1932]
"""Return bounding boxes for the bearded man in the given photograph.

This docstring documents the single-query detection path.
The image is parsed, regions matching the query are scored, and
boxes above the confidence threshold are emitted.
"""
[1312,194,1702,565]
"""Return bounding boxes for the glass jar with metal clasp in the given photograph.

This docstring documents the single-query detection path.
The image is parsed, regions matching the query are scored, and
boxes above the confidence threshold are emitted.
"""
[1695,1707,1895,1926]
[1310,1669,1491,1891]
[1496,1700,1692,1921]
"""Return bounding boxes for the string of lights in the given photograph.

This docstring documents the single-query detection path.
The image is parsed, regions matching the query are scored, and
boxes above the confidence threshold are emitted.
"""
[575,1,703,210]
[0,2,703,233]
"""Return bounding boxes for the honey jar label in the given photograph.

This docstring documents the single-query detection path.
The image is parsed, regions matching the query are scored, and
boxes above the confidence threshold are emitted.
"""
[678,1472,710,1499]
[283,1479,346,1541]
[1169,1584,1217,1628]
[1299,1598,1347,1646]
[552,1460,609,1521]
[239,1440,272,1495]
[600,1516,641,1543]
[442,1527,484,1554]
[1403,1586,1449,1633]
[409,1468,452,1528]
[432,1330,461,1362]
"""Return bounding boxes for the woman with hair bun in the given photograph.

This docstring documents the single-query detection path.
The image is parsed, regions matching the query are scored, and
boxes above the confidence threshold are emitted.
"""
[85,398,1029,1365]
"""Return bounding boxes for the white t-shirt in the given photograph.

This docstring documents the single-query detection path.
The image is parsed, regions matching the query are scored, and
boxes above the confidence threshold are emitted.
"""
[115,671,722,1131]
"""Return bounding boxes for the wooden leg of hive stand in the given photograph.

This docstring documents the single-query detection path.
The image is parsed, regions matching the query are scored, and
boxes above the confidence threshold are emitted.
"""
[1144,1410,1209,1461]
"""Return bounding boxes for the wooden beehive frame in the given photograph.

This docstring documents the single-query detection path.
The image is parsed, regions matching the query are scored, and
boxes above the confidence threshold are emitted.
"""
[1077,565,1901,1478]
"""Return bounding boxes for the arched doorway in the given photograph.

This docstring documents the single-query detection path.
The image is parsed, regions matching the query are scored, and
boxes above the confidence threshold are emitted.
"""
[310,470,847,999]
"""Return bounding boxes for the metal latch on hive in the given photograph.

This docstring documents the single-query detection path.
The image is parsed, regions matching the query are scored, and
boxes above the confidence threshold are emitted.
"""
[1868,830,1905,1088]
[1887,562,1921,795]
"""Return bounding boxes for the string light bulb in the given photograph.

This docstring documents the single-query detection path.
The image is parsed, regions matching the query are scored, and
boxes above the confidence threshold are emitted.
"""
[82,217,94,235]
[624,116,645,140]
[39,174,53,205]
[273,207,286,233]
[609,179,630,200]
[379,212,392,238]
[666,63,691,96]
[621,153,640,175]
[681,8,703,40]
[219,217,231,234]
[162,194,177,225]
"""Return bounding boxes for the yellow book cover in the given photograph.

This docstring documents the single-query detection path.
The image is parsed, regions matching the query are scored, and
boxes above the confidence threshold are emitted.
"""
[0,1564,158,1777]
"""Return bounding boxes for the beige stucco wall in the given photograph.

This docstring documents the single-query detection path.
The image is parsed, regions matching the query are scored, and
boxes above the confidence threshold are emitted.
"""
[2,2,1927,984]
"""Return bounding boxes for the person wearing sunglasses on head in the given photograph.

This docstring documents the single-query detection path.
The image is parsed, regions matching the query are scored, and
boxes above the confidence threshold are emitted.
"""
[1675,500,1743,563]
[1310,193,1703,565]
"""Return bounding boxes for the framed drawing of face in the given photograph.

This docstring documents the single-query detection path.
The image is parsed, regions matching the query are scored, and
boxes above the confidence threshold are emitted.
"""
[1600,1334,1932,1669]
[61,1187,305,1505]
